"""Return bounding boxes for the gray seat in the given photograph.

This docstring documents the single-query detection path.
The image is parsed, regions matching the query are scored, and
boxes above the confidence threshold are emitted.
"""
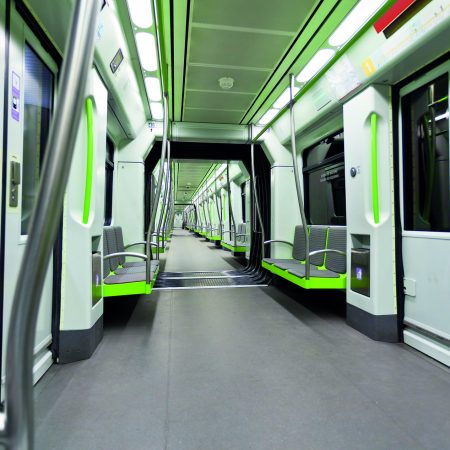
[274,225,327,270]
[264,225,306,267]
[103,226,159,281]
[114,226,159,270]
[287,226,347,279]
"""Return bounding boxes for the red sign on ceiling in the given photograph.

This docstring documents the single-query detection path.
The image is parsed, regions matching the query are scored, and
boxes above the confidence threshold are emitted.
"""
[374,0,416,33]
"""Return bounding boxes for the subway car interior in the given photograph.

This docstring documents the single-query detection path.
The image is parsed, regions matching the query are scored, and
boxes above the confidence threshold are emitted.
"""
[0,0,450,448]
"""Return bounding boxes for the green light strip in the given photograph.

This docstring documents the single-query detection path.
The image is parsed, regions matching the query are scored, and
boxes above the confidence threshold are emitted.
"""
[83,98,94,224]
[252,0,398,142]
[371,113,379,225]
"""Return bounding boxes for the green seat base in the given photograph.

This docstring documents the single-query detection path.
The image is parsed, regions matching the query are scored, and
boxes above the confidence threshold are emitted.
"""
[207,235,221,241]
[221,241,247,253]
[103,267,159,297]
[261,260,346,289]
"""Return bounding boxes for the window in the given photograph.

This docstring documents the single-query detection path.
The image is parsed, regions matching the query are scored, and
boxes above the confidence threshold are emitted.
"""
[104,137,114,225]
[303,132,346,225]
[21,44,54,235]
[402,73,449,232]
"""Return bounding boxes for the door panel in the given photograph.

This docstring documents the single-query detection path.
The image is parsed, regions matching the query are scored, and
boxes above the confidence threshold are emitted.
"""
[2,7,58,390]
[399,62,450,365]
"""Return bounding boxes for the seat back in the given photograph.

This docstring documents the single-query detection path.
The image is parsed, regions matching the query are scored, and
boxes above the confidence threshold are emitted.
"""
[325,227,347,273]
[103,226,120,274]
[309,225,328,266]
[292,225,306,261]
[237,223,247,244]
[113,226,126,265]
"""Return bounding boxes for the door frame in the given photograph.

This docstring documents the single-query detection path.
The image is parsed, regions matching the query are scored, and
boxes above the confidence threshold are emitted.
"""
[0,1,62,391]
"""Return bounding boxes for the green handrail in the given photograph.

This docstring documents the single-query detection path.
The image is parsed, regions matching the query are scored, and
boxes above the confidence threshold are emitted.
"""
[83,97,94,224]
[371,112,379,224]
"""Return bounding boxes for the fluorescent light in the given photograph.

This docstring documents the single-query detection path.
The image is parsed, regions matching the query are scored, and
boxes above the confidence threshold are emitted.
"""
[296,49,335,83]
[135,32,158,72]
[151,102,163,120]
[145,77,162,101]
[435,112,449,122]
[259,109,279,126]
[273,87,300,109]
[329,0,386,47]
[128,0,153,29]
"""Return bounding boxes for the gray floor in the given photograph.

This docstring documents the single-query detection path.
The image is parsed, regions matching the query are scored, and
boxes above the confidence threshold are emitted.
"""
[34,230,450,450]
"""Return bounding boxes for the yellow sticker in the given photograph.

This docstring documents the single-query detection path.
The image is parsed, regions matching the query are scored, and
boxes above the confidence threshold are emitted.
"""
[362,58,377,77]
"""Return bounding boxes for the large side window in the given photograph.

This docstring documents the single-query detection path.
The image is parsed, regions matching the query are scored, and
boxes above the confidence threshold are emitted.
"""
[104,137,114,225]
[303,132,346,225]
[402,73,449,232]
[21,44,54,235]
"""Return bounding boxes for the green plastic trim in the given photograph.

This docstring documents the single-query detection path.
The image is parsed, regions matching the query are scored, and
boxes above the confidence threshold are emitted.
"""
[82,97,94,224]
[252,0,397,141]
[207,235,221,241]
[221,241,247,253]
[371,113,380,224]
[103,267,159,298]
[262,260,347,290]
[155,0,169,96]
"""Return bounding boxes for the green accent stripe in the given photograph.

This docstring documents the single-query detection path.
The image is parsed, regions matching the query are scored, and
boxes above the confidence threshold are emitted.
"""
[221,241,247,253]
[371,113,380,224]
[82,98,94,224]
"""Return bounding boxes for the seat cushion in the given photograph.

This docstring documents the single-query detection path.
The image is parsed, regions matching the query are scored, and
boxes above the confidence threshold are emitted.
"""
[115,261,159,275]
[263,258,299,266]
[287,266,340,279]
[104,272,154,285]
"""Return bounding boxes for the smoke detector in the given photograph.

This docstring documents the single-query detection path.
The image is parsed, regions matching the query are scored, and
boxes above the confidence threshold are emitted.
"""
[219,77,234,90]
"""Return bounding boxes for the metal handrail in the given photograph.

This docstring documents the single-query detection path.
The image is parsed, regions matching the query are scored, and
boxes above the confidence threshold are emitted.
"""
[308,249,347,257]
[251,142,265,258]
[124,241,147,249]
[146,94,169,283]
[289,74,310,279]
[264,240,293,247]
[0,1,101,448]
[103,252,147,261]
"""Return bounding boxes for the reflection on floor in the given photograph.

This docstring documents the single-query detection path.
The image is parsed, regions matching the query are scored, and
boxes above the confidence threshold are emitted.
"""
[34,230,450,450]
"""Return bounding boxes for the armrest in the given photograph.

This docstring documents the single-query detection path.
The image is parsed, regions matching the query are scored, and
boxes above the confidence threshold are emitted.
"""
[124,241,146,249]
[235,233,247,237]
[264,240,293,247]
[308,249,346,257]
[103,252,147,261]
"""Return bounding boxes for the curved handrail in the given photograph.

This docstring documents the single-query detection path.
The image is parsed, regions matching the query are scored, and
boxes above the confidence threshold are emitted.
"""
[264,240,293,247]
[0,1,101,448]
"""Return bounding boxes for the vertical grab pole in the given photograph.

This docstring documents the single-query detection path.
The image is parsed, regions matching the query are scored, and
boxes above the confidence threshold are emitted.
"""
[289,74,310,279]
[226,162,236,247]
[146,95,169,283]
[214,167,222,240]
[0,1,101,448]
[156,140,171,255]
[250,141,265,259]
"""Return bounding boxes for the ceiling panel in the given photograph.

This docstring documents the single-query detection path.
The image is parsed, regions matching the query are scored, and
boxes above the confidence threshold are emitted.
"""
[185,90,253,110]
[175,161,214,203]
[192,0,316,33]
[186,65,269,93]
[183,109,244,124]
[189,27,291,69]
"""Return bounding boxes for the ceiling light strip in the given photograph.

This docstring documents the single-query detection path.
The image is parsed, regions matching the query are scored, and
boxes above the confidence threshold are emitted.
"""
[252,0,396,142]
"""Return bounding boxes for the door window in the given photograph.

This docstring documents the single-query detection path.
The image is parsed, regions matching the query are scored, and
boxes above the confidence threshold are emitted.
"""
[21,44,54,235]
[401,74,449,232]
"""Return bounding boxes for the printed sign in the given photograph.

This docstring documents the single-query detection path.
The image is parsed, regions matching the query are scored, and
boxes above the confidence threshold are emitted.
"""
[11,72,20,122]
